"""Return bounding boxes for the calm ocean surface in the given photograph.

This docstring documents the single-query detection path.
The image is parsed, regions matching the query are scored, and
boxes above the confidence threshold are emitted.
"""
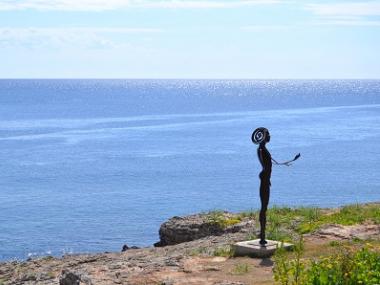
[0,79,379,261]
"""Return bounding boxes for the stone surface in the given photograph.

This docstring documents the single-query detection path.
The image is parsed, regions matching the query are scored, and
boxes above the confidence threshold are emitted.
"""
[316,223,380,240]
[233,239,294,258]
[59,270,93,285]
[59,270,81,285]
[0,231,254,285]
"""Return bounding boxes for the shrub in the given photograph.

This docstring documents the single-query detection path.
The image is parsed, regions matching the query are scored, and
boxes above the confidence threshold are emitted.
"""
[274,235,306,285]
[274,243,380,285]
[206,211,241,229]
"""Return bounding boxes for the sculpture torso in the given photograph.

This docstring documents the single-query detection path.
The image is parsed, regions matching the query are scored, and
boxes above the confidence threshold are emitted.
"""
[257,144,272,178]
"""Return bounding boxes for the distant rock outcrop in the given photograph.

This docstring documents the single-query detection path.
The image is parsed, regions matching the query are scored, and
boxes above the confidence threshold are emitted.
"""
[121,244,140,252]
[156,212,253,246]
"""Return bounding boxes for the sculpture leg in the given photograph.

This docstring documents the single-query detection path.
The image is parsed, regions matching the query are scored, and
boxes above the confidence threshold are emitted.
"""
[259,208,267,243]
[259,178,270,245]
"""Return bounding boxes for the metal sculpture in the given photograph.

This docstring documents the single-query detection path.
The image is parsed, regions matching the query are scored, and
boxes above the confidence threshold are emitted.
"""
[252,128,300,245]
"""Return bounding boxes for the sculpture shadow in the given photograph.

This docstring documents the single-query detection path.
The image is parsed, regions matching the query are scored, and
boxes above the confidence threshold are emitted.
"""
[259,258,274,267]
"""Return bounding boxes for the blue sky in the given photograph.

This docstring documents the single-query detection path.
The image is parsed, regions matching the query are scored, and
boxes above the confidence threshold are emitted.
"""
[0,0,379,78]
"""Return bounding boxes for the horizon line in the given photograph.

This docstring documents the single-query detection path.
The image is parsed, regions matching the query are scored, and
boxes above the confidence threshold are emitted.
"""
[1,78,380,80]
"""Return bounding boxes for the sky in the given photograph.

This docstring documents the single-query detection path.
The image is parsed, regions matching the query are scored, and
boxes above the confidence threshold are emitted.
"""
[0,0,379,78]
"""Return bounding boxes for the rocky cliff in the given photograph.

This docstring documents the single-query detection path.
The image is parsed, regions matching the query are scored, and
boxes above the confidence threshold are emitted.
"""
[1,203,379,285]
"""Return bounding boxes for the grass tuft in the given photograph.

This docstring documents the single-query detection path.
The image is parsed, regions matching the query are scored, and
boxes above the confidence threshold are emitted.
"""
[213,245,235,257]
[231,263,250,275]
[205,210,242,229]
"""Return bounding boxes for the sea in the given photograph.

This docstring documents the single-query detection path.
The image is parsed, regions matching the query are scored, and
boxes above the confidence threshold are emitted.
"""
[0,79,379,261]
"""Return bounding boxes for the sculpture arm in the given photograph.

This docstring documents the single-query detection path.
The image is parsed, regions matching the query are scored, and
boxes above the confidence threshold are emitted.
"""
[271,153,301,166]
[271,157,290,166]
[271,157,280,165]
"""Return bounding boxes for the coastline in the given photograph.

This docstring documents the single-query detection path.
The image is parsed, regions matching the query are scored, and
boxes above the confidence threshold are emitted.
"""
[1,201,379,285]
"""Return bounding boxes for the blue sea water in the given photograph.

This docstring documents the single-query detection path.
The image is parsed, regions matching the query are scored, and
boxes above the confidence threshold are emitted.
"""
[0,79,379,261]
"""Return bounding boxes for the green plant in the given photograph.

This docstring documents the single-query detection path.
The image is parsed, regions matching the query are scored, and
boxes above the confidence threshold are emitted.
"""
[371,207,380,224]
[301,208,321,224]
[273,235,306,285]
[231,263,249,275]
[213,245,235,257]
[296,203,380,234]
[274,243,380,285]
[274,246,291,285]
[329,240,341,247]
[47,271,56,279]
[187,247,210,256]
[266,207,293,242]
[241,203,380,239]
[237,209,257,220]
[41,255,54,261]
[206,211,241,229]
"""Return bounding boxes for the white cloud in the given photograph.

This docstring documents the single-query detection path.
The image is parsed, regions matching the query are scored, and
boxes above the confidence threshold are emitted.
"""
[0,27,161,49]
[314,19,380,27]
[306,2,380,17]
[306,2,380,27]
[0,0,282,11]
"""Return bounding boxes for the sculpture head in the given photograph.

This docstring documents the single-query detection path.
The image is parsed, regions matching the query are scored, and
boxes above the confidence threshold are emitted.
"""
[252,127,270,145]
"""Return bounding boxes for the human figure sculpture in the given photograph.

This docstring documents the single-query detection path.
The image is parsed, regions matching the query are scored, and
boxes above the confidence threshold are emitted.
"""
[252,128,300,245]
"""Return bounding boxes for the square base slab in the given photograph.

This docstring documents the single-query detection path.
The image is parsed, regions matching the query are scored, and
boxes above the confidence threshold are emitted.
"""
[233,239,294,258]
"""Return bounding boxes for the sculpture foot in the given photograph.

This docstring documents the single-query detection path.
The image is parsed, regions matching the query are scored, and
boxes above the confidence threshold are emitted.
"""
[259,239,268,246]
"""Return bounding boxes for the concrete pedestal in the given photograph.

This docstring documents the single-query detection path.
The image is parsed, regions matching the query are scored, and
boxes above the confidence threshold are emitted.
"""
[233,239,293,258]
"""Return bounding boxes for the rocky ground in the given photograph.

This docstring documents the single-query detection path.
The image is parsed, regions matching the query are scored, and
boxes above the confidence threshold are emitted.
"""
[1,206,379,285]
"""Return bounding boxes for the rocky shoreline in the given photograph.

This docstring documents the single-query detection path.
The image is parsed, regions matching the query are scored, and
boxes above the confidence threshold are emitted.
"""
[1,203,379,285]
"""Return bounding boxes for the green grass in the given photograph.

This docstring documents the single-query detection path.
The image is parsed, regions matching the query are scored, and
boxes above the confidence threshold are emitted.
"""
[213,245,235,257]
[274,244,380,285]
[204,203,378,248]
[47,271,56,279]
[329,240,342,247]
[41,255,54,261]
[237,209,257,220]
[297,203,380,233]
[205,210,242,229]
[231,263,250,275]
[187,247,211,256]
[241,203,380,237]
[187,245,235,257]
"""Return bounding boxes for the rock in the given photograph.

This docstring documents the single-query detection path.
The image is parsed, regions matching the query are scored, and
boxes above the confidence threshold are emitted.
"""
[122,244,140,252]
[164,259,179,267]
[59,270,93,285]
[20,273,37,281]
[156,213,252,246]
[160,279,174,285]
[316,223,380,240]
[59,270,81,285]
